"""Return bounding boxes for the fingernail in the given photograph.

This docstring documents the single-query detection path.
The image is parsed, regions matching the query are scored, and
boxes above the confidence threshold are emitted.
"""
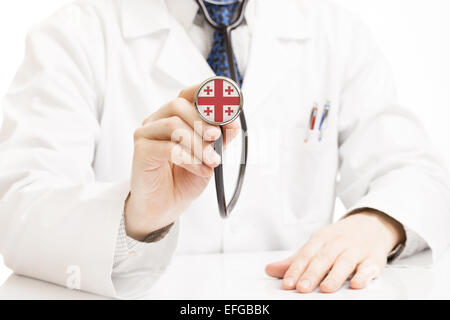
[205,127,221,140]
[322,279,336,290]
[205,147,221,166]
[283,277,295,288]
[299,279,311,290]
[352,276,366,287]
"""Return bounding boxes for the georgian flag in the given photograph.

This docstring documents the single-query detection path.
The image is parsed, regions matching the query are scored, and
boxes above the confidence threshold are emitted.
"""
[197,78,241,124]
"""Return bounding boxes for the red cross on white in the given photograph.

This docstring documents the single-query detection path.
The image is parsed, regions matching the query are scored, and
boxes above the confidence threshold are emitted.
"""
[196,79,241,124]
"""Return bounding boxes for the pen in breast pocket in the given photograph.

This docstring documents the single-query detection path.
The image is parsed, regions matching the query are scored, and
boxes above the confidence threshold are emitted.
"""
[318,101,331,141]
[304,103,318,143]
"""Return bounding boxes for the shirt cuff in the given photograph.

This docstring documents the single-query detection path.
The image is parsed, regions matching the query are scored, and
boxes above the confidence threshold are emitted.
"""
[388,225,429,262]
[113,216,139,267]
[112,215,179,298]
[113,216,174,266]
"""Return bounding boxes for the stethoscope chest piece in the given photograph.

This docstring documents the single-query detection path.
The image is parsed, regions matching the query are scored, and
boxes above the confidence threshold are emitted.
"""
[195,76,243,126]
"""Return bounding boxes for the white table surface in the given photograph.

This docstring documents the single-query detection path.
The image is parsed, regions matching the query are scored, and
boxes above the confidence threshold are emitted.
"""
[0,249,449,300]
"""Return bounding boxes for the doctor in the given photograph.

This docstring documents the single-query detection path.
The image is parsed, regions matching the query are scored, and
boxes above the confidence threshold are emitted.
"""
[0,0,449,298]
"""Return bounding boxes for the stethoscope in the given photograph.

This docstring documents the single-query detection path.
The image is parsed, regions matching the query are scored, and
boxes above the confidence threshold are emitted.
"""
[194,0,249,218]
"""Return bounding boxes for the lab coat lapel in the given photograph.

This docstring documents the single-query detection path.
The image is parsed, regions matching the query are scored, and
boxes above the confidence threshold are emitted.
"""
[121,0,214,87]
[154,26,214,87]
[121,0,312,98]
[242,0,311,115]
[242,26,287,115]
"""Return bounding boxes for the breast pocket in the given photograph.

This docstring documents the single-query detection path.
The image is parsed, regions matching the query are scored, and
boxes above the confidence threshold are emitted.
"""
[279,124,338,226]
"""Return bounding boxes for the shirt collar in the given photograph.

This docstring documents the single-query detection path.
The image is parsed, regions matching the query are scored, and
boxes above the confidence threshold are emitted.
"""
[120,0,310,40]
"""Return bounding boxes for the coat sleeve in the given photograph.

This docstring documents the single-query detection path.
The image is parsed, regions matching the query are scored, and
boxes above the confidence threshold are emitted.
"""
[336,14,450,261]
[0,4,178,298]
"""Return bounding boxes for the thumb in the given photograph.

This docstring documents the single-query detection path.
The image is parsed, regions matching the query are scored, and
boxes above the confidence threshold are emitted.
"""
[178,84,200,103]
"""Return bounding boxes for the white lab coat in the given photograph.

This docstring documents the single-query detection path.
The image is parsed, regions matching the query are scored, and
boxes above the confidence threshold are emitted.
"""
[0,0,449,298]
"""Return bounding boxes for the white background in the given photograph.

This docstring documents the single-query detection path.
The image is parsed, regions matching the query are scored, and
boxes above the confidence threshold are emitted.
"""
[0,0,449,283]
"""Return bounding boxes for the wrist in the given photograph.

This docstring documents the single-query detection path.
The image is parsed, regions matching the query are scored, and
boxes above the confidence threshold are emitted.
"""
[354,209,406,252]
[124,193,170,241]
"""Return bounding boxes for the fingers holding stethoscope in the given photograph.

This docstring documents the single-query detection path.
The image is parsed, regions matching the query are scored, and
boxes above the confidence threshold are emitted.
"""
[143,88,240,144]
[136,86,240,177]
[133,139,214,178]
[127,81,243,237]
[143,97,220,141]
[136,116,221,169]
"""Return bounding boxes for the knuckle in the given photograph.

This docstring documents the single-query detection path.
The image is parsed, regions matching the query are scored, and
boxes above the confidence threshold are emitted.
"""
[133,129,140,141]
[178,89,190,100]
[332,233,347,244]
[165,116,183,130]
[167,99,182,114]
[142,113,155,126]
[315,250,334,263]
[338,252,359,266]
[170,97,187,113]
[297,248,315,261]
[288,254,307,270]
[284,267,296,277]
[309,254,332,269]
[174,96,187,105]
[310,229,326,240]
[285,264,301,277]
[321,241,343,257]
[133,127,144,140]
[301,269,318,280]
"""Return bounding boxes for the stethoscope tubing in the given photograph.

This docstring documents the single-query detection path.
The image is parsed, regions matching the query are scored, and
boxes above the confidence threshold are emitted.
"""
[195,0,249,218]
